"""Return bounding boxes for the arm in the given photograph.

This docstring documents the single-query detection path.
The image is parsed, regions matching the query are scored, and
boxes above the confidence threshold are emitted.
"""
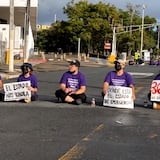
[74,86,86,95]
[102,72,112,96]
[102,82,109,96]
[28,86,37,92]
[129,84,136,100]
[28,75,38,93]
[60,83,67,93]
[0,80,3,89]
[60,83,73,94]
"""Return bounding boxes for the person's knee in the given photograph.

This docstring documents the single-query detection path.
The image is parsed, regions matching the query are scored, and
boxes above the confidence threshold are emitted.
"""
[55,89,61,97]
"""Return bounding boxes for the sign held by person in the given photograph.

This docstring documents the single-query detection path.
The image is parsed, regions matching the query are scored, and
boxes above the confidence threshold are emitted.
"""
[3,81,31,101]
[150,80,160,101]
[103,86,134,109]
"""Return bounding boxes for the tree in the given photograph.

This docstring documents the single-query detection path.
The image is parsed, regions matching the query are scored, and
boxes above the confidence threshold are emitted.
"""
[64,0,121,56]
[36,0,158,59]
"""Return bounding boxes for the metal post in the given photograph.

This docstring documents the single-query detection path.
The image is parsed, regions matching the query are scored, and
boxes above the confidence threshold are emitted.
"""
[140,4,145,58]
[78,37,81,59]
[111,27,116,56]
[54,14,56,23]
[24,0,30,62]
[157,26,160,49]
[9,0,14,72]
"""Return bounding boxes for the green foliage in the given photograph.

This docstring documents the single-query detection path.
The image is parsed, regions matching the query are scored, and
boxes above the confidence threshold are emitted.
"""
[35,0,158,58]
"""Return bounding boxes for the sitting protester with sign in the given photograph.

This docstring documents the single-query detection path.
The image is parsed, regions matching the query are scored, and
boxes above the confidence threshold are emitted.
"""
[4,81,31,102]
[148,73,160,109]
[102,59,136,108]
[17,63,38,103]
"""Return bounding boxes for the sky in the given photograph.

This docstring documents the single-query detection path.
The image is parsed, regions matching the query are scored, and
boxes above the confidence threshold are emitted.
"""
[38,0,160,25]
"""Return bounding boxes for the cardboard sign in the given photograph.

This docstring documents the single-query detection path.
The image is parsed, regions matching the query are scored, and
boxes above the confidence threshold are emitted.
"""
[151,80,160,102]
[3,81,31,101]
[103,86,134,109]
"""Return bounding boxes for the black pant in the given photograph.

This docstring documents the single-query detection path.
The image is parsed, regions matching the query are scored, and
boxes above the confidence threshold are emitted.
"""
[0,93,4,101]
[55,89,86,103]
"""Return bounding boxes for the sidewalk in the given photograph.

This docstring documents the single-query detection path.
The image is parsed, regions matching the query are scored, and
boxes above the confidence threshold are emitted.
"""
[0,54,111,79]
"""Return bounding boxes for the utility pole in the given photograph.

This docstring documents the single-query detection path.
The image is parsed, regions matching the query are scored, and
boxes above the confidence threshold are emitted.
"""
[77,37,81,60]
[111,27,116,57]
[9,0,14,72]
[157,25,160,49]
[140,4,145,58]
[24,0,30,62]
[54,14,57,23]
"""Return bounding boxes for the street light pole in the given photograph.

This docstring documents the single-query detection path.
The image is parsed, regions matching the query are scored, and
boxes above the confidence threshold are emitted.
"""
[157,26,160,49]
[77,37,81,60]
[24,0,30,62]
[111,26,116,57]
[140,4,145,58]
[9,0,14,72]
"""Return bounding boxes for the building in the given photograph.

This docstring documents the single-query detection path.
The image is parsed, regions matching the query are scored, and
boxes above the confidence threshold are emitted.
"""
[0,0,38,63]
[37,24,51,31]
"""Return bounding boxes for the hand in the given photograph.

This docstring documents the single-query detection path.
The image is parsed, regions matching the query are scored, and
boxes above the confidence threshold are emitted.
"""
[27,86,35,92]
[132,94,136,100]
[65,88,73,94]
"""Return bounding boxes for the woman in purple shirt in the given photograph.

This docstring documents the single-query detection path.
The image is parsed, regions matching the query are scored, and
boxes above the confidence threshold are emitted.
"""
[55,60,87,105]
[17,63,38,102]
[102,59,136,100]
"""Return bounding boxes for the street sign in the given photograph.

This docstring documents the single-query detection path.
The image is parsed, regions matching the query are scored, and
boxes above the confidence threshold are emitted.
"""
[104,42,111,49]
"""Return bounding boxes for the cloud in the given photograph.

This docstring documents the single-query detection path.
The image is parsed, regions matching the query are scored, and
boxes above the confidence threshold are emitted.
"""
[38,0,160,25]
[38,0,68,24]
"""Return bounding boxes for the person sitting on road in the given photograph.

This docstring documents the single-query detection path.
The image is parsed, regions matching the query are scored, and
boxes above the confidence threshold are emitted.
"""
[17,63,38,103]
[148,72,160,102]
[156,58,160,66]
[55,59,87,105]
[149,58,155,65]
[102,59,136,100]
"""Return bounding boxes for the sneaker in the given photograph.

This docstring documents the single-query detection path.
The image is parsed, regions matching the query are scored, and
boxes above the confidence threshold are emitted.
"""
[55,97,62,103]
[75,99,82,105]
[24,98,31,103]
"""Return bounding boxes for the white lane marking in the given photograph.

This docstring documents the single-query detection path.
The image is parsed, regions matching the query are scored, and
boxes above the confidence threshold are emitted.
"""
[128,72,154,76]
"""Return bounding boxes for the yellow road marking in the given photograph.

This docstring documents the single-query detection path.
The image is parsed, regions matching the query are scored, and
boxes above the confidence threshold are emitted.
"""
[58,87,144,159]
[58,124,104,160]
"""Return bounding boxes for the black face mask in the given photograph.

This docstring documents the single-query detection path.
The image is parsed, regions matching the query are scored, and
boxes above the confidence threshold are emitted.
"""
[22,66,29,75]
[115,63,122,71]
[69,70,76,74]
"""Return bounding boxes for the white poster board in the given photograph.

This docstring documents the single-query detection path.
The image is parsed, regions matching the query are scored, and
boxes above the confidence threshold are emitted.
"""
[3,81,31,101]
[143,50,150,61]
[103,86,134,109]
[151,80,160,102]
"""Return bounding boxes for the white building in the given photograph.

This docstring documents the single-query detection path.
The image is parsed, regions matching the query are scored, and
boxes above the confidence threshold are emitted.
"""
[0,0,38,62]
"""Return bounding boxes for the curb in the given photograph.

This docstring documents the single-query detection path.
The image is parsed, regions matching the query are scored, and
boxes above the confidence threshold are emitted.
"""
[1,73,19,80]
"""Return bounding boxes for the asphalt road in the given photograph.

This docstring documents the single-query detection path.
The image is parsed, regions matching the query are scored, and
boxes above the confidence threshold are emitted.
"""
[0,64,160,160]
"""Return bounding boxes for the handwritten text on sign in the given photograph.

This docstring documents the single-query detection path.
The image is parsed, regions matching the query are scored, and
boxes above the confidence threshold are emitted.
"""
[103,86,134,109]
[151,80,160,101]
[3,81,31,101]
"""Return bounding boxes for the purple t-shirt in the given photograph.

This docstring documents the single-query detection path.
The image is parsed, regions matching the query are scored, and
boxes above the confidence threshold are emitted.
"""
[104,71,134,87]
[60,71,86,91]
[0,75,1,80]
[17,74,38,88]
[154,74,160,80]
